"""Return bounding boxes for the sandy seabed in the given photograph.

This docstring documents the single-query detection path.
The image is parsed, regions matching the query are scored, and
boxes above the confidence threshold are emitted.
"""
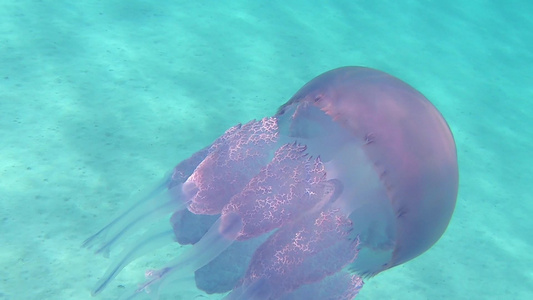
[0,1,531,299]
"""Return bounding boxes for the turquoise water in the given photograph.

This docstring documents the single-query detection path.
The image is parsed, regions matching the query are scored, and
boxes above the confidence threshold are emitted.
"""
[1,1,531,299]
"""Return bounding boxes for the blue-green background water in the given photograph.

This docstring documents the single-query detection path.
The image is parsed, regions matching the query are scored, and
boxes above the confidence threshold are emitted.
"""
[1,1,531,299]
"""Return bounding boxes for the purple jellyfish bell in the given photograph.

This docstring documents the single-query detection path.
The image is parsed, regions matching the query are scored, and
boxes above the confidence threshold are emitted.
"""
[83,66,458,300]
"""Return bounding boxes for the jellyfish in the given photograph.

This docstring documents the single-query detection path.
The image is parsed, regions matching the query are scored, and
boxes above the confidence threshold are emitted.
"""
[84,66,459,299]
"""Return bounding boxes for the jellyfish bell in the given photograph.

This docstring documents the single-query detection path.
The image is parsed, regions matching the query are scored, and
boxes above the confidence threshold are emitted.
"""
[276,67,458,275]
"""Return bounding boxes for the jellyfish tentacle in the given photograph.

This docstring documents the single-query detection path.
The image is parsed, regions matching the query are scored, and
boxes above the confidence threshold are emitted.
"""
[185,141,345,296]
[82,177,174,254]
[223,278,272,300]
[184,118,281,215]
[279,271,364,300]
[91,228,175,296]
[222,142,341,240]
[83,147,210,255]
[124,213,244,299]
[225,208,360,300]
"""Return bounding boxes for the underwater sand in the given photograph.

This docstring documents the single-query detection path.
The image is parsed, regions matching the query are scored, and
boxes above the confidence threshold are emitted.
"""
[0,1,532,299]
